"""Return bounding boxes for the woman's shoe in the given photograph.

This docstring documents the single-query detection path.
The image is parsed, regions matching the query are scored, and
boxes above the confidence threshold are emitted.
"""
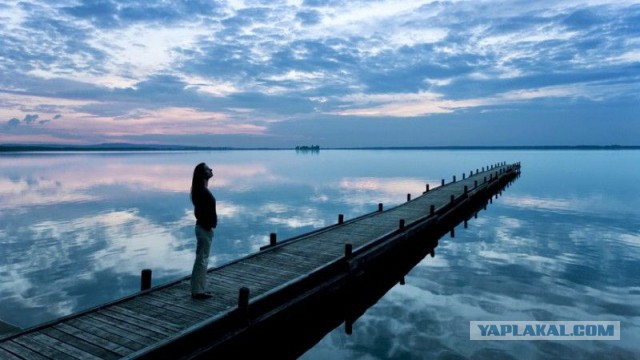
[191,292,213,299]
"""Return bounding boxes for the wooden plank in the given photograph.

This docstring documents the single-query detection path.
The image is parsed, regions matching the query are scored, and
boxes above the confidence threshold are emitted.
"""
[151,289,228,314]
[31,332,104,360]
[211,272,275,299]
[135,295,208,321]
[233,260,301,279]
[212,273,274,296]
[97,309,173,337]
[13,334,79,360]
[86,314,161,344]
[41,327,120,360]
[1,341,49,360]
[223,272,292,294]
[55,322,132,357]
[278,242,340,255]
[263,250,344,268]
[205,276,245,294]
[119,299,196,327]
[250,254,321,272]
[149,290,217,312]
[71,318,147,351]
[277,248,341,262]
[0,346,24,360]
[274,247,342,263]
[286,241,344,255]
[109,305,183,332]
[217,266,287,288]
[154,293,227,318]
[295,232,346,245]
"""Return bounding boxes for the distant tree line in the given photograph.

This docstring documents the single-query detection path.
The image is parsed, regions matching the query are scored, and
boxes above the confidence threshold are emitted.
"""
[295,145,320,153]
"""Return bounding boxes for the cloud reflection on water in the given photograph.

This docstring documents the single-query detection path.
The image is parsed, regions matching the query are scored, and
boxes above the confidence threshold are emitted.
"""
[1,150,639,359]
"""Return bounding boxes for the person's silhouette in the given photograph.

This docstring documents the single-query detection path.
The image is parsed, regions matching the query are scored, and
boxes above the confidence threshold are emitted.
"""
[190,162,217,299]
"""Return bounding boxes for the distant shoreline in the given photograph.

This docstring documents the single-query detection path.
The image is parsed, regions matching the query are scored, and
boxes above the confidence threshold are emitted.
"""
[1,144,639,152]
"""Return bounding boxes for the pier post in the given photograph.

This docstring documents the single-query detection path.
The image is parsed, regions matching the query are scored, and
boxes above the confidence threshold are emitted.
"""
[430,249,435,257]
[238,287,250,321]
[441,179,445,186]
[338,214,344,224]
[425,184,429,192]
[450,195,455,204]
[399,276,405,285]
[453,175,456,183]
[464,185,468,194]
[407,193,411,202]
[344,243,353,258]
[270,233,277,246]
[450,228,455,238]
[430,204,435,216]
[141,269,152,291]
[378,203,383,212]
[399,219,405,231]
[464,219,468,228]
[474,180,478,188]
[463,173,466,180]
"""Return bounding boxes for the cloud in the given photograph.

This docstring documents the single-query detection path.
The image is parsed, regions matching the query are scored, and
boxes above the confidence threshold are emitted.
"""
[23,114,39,124]
[296,10,322,25]
[7,118,20,127]
[61,0,223,28]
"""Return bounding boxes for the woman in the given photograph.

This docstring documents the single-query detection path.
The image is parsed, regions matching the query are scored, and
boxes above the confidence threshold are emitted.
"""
[190,162,217,299]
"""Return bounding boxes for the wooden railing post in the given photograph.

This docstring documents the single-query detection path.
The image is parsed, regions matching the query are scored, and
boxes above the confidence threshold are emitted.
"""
[238,287,250,321]
[344,243,353,258]
[141,269,152,291]
[270,233,277,246]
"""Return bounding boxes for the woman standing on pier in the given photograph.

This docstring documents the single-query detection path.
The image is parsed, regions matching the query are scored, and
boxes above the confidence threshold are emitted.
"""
[190,162,217,299]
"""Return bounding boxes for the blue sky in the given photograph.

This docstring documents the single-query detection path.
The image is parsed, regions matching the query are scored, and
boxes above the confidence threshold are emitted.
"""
[1,0,639,147]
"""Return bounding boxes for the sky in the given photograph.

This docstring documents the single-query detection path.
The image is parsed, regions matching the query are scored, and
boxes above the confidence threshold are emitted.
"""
[0,0,639,147]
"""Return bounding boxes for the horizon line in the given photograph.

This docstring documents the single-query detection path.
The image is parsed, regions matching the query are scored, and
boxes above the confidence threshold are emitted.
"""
[1,143,640,152]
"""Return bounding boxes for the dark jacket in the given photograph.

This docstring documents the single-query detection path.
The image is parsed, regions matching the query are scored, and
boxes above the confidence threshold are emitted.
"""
[193,187,217,230]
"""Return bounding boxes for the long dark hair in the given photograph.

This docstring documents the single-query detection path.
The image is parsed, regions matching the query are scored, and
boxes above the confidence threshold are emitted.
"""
[191,162,207,205]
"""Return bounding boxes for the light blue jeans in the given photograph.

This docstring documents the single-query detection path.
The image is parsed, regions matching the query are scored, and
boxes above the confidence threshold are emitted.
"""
[191,224,213,294]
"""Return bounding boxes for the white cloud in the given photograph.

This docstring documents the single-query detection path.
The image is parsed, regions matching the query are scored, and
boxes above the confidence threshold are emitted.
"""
[1,0,639,145]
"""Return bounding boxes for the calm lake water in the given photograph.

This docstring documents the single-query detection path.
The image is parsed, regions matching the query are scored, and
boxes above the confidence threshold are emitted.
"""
[1,150,638,359]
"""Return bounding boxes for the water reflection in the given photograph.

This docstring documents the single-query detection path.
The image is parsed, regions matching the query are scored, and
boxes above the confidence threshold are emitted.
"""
[302,151,640,359]
[1,150,639,359]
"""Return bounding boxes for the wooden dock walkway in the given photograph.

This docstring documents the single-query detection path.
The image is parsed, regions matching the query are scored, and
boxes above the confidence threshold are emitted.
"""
[0,162,521,360]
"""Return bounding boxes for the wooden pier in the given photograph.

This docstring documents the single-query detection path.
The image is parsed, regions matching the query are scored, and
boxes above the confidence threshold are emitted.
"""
[0,162,521,360]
